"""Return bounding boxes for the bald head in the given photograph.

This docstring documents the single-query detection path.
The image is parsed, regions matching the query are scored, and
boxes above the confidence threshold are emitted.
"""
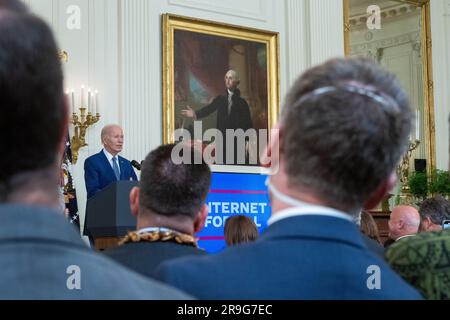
[101,124,124,156]
[388,205,420,240]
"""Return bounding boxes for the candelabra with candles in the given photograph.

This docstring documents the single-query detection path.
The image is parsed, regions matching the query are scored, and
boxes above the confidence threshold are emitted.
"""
[395,109,422,205]
[67,86,100,164]
[396,139,420,205]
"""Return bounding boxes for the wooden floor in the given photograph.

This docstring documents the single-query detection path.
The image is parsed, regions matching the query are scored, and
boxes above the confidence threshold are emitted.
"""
[95,237,120,251]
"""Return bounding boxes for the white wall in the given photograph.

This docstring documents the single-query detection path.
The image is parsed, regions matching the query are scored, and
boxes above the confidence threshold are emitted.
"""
[23,0,345,230]
[25,0,120,232]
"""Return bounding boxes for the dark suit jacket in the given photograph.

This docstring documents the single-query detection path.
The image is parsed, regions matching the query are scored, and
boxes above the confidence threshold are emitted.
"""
[384,238,395,249]
[84,150,138,199]
[362,234,385,260]
[196,89,253,136]
[155,215,422,300]
[104,241,206,279]
[195,89,253,164]
[0,204,191,300]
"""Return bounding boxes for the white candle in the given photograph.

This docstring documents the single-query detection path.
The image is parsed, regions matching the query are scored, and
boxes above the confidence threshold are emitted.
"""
[71,89,75,114]
[88,88,92,113]
[92,91,95,114]
[95,90,99,114]
[91,91,94,114]
[81,85,85,107]
[65,90,70,114]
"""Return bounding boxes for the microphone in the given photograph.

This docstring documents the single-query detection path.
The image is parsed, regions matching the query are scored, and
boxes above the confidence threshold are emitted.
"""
[131,160,142,171]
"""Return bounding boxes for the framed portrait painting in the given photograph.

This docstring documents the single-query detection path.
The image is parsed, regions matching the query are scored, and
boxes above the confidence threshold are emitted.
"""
[162,14,279,173]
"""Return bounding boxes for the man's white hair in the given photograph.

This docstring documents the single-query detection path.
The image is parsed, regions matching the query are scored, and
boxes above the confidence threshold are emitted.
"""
[226,69,240,82]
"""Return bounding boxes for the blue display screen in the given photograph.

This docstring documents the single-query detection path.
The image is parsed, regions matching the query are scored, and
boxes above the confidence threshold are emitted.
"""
[196,172,271,253]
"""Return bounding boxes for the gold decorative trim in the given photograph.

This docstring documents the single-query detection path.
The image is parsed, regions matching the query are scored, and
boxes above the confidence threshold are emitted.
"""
[58,50,68,63]
[422,1,436,173]
[119,230,198,247]
[343,0,350,56]
[397,0,428,5]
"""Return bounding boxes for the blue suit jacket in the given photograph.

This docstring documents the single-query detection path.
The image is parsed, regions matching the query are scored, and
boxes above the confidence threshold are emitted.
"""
[0,204,191,299]
[84,150,138,199]
[155,215,422,300]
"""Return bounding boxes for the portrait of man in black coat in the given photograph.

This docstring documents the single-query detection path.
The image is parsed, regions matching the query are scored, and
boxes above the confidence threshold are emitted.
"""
[181,70,254,164]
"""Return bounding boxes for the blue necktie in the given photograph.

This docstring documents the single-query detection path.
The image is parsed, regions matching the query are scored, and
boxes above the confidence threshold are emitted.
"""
[112,157,120,180]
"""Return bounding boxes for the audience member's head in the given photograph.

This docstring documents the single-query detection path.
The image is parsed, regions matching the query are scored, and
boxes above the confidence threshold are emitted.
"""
[0,0,28,13]
[267,57,412,216]
[0,6,66,207]
[129,144,211,235]
[419,195,450,232]
[360,211,381,244]
[224,215,259,246]
[388,205,420,241]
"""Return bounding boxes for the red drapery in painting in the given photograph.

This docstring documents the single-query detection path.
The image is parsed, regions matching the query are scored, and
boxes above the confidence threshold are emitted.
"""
[175,31,230,98]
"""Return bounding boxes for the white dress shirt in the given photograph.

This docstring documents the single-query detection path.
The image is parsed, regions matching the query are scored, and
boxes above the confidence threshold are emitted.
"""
[227,89,234,114]
[268,205,355,226]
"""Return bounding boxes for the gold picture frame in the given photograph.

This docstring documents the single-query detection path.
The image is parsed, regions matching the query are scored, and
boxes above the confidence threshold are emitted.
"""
[343,0,435,174]
[162,14,279,172]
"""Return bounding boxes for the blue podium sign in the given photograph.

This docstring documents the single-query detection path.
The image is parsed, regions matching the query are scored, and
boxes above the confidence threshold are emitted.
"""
[196,172,271,253]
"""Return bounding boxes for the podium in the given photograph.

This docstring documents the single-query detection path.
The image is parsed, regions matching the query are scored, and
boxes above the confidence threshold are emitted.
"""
[84,181,138,250]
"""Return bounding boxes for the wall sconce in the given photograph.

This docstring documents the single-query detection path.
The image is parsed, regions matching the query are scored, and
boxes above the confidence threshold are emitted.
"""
[67,86,100,164]
[58,50,69,63]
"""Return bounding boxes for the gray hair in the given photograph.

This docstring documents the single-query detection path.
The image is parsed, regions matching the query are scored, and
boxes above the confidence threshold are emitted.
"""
[101,124,121,142]
[419,195,450,225]
[281,57,412,213]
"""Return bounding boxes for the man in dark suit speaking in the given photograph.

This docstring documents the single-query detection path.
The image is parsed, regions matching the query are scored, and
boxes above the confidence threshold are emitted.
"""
[84,124,137,199]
